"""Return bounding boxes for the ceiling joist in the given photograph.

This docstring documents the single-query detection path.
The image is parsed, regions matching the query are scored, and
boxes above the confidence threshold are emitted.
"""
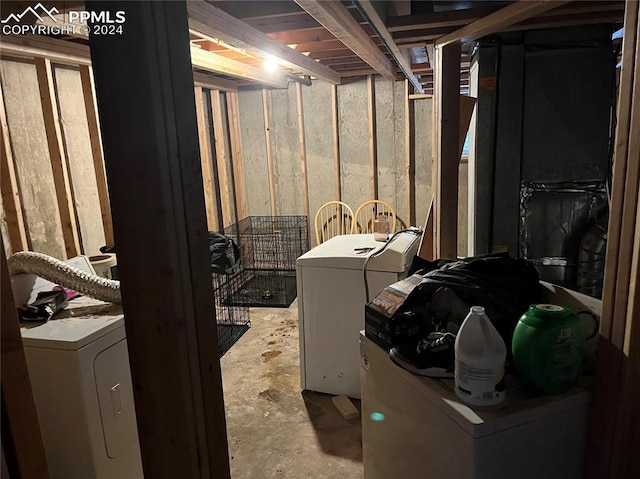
[190,46,289,89]
[355,0,423,92]
[192,72,238,92]
[436,0,572,47]
[294,0,396,81]
[187,1,341,84]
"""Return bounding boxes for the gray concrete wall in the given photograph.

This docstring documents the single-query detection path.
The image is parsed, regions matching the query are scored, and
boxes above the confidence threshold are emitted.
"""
[414,97,433,234]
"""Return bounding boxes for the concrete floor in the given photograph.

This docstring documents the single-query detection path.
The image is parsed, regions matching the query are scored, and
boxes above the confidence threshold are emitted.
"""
[220,300,363,479]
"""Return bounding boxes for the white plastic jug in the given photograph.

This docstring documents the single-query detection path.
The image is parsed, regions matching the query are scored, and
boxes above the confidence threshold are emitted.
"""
[454,306,507,407]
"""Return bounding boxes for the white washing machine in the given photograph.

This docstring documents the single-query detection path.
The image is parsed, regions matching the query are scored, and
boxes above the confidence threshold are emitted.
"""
[296,232,420,399]
[14,261,143,479]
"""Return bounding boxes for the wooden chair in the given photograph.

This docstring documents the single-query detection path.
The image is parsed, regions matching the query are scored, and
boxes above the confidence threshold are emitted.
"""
[353,200,397,235]
[314,201,354,244]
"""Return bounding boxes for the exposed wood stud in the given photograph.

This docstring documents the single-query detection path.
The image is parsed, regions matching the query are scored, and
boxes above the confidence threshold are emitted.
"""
[356,0,423,92]
[434,43,461,259]
[210,90,233,228]
[367,75,378,200]
[262,89,277,216]
[1,242,50,478]
[79,65,114,247]
[35,57,80,259]
[0,82,29,252]
[194,86,218,231]
[404,79,416,226]
[409,93,433,100]
[436,0,571,46]
[226,92,247,221]
[295,83,311,230]
[294,0,396,80]
[331,84,341,201]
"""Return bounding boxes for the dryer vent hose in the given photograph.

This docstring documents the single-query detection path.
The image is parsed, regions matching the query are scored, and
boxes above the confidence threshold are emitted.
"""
[8,251,122,304]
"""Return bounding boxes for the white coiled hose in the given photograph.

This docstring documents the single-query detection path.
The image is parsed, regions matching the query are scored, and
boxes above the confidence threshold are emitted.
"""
[8,251,122,304]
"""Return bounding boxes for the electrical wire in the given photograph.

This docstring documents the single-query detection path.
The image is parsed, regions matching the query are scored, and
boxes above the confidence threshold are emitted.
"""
[363,228,423,304]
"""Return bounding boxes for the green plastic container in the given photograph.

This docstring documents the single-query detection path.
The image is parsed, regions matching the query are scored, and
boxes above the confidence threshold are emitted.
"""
[512,304,586,395]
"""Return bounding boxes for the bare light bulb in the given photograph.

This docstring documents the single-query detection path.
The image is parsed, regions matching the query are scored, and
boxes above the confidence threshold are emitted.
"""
[264,55,278,73]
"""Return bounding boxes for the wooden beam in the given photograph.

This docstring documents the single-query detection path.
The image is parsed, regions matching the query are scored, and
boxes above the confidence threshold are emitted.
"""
[434,43,461,259]
[262,89,277,216]
[356,0,423,92]
[78,65,114,247]
[367,75,378,200]
[192,72,238,92]
[436,0,571,46]
[294,0,396,80]
[405,79,416,226]
[1,242,50,479]
[88,1,230,476]
[226,92,248,221]
[295,83,310,222]
[0,82,28,253]
[210,90,233,228]
[0,34,91,66]
[194,87,218,231]
[34,57,80,259]
[409,93,433,100]
[331,84,341,201]
[388,5,502,32]
[187,1,341,84]
[190,46,289,89]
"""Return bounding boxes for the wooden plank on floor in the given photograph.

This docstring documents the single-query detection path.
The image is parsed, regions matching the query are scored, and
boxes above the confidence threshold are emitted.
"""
[210,90,233,228]
[79,65,114,247]
[331,84,342,201]
[434,42,461,259]
[296,83,310,222]
[35,57,80,258]
[0,82,28,253]
[367,75,378,200]
[88,1,230,476]
[405,79,416,226]
[194,86,218,231]
[262,89,277,216]
[226,92,248,221]
[1,242,50,478]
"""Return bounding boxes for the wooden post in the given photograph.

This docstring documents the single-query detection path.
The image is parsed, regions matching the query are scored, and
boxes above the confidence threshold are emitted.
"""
[35,57,80,258]
[88,1,230,477]
[434,43,461,259]
[194,86,218,231]
[367,75,378,200]
[1,241,50,478]
[0,83,28,253]
[226,91,248,221]
[262,89,277,216]
[79,65,114,247]
[210,90,233,227]
[331,84,341,201]
[296,83,310,222]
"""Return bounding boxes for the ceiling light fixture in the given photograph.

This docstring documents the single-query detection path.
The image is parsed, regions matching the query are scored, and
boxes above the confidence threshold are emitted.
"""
[264,55,279,73]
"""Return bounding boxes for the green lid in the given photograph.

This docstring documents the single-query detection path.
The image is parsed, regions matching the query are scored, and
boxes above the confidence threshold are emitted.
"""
[520,304,573,328]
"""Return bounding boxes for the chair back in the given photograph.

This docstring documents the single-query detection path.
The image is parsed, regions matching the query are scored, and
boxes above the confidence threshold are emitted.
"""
[353,200,397,235]
[314,201,354,244]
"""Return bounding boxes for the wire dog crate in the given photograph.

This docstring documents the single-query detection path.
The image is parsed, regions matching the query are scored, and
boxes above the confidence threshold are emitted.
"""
[212,272,250,357]
[221,215,309,308]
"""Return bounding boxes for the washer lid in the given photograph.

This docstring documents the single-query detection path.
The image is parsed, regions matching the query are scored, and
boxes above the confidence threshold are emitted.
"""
[21,298,124,351]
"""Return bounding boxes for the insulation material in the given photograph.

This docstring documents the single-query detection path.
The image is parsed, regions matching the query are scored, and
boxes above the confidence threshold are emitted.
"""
[237,88,271,215]
[338,79,369,212]
[1,58,65,258]
[267,85,303,215]
[54,65,106,255]
[302,81,334,246]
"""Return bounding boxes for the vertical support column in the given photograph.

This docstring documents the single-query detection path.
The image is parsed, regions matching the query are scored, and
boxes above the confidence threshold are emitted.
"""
[226,92,247,221]
[79,65,114,246]
[262,89,277,216]
[89,1,230,477]
[434,43,461,259]
[367,75,378,200]
[404,79,416,226]
[296,83,310,222]
[210,90,232,227]
[0,83,28,253]
[194,86,218,231]
[35,57,80,258]
[331,84,341,201]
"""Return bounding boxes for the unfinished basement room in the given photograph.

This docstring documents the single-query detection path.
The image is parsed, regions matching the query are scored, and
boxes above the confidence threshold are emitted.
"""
[1,0,639,478]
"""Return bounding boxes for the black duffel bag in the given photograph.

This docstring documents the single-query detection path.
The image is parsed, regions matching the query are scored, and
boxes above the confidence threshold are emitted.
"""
[208,232,241,275]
